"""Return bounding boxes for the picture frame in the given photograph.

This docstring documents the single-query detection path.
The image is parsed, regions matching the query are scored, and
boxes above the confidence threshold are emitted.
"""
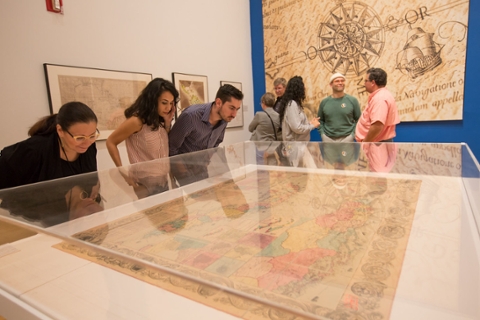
[44,63,152,140]
[220,80,244,128]
[172,72,209,120]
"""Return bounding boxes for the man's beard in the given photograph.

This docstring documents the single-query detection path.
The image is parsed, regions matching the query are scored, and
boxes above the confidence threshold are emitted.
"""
[218,110,234,122]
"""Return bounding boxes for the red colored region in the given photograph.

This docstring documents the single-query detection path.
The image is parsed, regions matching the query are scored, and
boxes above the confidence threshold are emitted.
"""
[239,232,276,249]
[258,258,309,290]
[288,182,301,192]
[181,250,221,269]
[252,239,347,289]
[293,248,337,266]
[343,294,359,310]
[316,201,368,230]
[257,248,337,289]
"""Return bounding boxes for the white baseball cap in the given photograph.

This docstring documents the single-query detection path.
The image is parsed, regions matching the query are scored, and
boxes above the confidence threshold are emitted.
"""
[330,73,346,83]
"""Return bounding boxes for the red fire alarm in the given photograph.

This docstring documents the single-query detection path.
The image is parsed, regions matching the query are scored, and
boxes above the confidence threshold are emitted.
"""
[46,0,63,14]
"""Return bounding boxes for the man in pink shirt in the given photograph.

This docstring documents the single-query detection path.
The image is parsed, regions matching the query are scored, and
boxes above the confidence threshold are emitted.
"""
[355,68,400,142]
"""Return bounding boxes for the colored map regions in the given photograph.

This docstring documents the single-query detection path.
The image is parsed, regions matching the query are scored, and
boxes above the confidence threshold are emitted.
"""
[72,169,421,319]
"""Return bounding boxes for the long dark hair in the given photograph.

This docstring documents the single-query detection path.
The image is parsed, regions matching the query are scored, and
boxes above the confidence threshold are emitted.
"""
[28,102,97,136]
[124,78,179,130]
[278,76,306,124]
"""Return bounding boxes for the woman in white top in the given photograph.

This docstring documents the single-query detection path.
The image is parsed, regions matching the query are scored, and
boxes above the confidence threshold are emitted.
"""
[276,76,320,168]
[106,78,178,197]
[278,76,320,141]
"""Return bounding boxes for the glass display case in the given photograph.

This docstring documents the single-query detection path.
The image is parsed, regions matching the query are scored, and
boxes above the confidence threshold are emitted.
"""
[0,141,479,319]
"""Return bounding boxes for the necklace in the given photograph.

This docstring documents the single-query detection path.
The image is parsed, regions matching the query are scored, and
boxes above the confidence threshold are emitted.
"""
[60,142,69,161]
[59,138,76,213]
[59,138,77,175]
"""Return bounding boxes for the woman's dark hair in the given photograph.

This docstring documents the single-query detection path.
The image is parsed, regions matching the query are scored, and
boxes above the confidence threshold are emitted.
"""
[28,102,97,136]
[124,78,179,130]
[278,76,306,124]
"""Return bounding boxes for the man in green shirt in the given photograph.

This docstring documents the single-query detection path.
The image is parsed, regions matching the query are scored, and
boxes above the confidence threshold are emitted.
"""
[317,73,361,142]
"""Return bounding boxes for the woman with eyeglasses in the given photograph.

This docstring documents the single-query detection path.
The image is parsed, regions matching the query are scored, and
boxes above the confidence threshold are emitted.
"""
[0,101,99,189]
[106,78,179,198]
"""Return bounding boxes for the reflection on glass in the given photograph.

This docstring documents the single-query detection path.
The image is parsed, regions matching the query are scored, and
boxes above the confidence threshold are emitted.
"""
[0,172,103,227]
[122,158,170,199]
[321,142,360,170]
[170,147,231,187]
[362,143,398,173]
[0,142,478,320]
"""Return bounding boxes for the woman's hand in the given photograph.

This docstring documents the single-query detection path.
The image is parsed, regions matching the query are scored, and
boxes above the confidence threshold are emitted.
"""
[165,106,175,132]
[89,181,101,200]
[66,186,104,220]
[119,168,139,187]
[310,117,320,128]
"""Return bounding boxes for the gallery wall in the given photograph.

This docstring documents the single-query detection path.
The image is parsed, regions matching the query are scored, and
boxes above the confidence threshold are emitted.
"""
[0,1,254,170]
[250,0,480,160]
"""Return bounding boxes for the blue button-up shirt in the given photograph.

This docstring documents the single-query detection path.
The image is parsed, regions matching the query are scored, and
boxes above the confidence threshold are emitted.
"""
[169,102,227,156]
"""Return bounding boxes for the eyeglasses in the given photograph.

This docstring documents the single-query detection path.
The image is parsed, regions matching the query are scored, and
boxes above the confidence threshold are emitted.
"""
[65,128,100,143]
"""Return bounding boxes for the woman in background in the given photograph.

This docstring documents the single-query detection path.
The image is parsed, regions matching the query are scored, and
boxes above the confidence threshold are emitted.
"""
[277,76,320,168]
[0,101,99,189]
[249,92,281,165]
[249,92,281,141]
[278,76,320,141]
[106,78,179,197]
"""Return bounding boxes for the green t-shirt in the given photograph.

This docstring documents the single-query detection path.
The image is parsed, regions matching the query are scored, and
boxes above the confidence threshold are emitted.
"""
[317,94,361,138]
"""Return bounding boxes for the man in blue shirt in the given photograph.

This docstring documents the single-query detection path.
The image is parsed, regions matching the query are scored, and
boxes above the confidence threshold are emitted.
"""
[169,84,243,186]
[169,84,243,156]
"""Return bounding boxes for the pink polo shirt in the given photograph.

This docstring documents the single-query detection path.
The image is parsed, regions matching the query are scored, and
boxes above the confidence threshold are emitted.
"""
[355,87,400,142]
[362,143,398,172]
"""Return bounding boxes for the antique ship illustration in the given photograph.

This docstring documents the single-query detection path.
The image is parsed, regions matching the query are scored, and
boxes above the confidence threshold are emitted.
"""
[396,27,444,79]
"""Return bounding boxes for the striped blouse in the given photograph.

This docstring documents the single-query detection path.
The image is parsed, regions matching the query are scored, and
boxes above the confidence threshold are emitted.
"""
[126,123,168,164]
[126,123,170,184]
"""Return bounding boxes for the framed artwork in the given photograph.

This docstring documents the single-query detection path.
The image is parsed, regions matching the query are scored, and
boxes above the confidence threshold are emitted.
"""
[172,72,208,120]
[220,80,243,128]
[44,63,152,140]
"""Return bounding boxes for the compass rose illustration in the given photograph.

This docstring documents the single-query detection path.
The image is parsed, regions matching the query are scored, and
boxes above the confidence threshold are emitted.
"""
[316,1,385,76]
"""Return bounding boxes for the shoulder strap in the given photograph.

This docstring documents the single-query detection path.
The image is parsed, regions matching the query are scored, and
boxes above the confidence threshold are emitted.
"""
[262,111,278,141]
